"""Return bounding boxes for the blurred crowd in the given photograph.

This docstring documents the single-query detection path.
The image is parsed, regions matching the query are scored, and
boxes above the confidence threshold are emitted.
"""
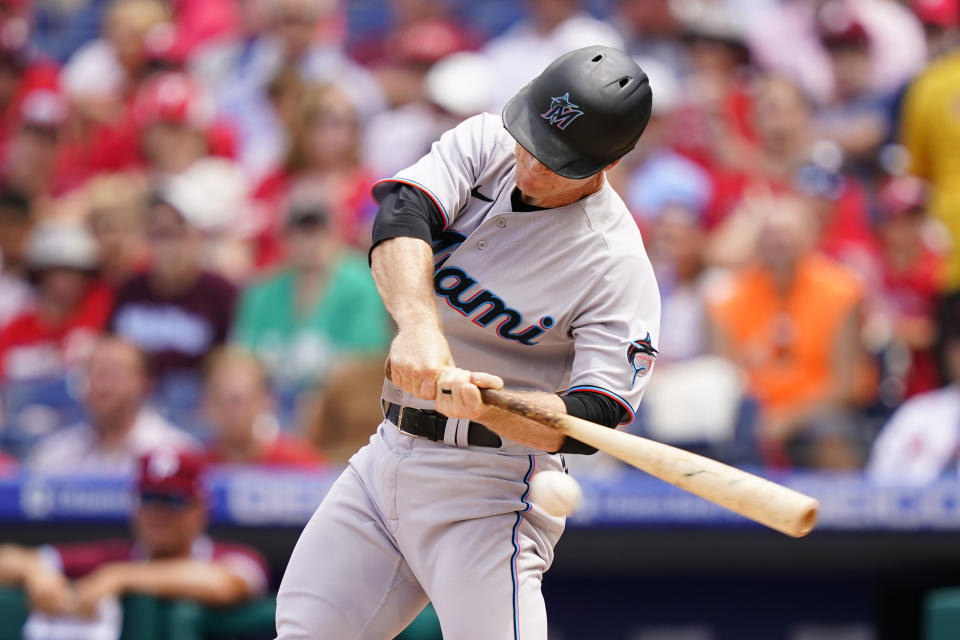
[0,0,957,485]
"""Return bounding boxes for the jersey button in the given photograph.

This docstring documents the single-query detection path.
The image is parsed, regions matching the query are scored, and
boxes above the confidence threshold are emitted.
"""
[478,240,488,250]
[496,218,506,228]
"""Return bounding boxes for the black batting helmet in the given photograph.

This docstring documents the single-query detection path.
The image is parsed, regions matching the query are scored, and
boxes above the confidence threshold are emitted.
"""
[502,46,653,180]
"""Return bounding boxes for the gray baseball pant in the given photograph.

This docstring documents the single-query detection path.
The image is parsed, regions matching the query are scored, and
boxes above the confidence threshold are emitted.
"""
[275,420,565,639]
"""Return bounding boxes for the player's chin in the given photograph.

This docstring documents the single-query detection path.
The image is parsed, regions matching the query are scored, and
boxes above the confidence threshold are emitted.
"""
[514,173,545,197]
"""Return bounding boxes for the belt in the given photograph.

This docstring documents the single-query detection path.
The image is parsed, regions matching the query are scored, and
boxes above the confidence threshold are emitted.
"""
[384,402,502,448]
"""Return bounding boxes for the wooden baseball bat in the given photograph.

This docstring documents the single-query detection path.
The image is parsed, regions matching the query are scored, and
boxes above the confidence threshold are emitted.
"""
[479,388,819,538]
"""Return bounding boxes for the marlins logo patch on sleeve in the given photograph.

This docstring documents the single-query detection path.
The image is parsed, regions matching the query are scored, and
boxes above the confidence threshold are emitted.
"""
[626,334,658,387]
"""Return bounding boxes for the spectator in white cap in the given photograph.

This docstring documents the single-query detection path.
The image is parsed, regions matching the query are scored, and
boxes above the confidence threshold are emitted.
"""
[109,173,237,384]
[0,219,112,382]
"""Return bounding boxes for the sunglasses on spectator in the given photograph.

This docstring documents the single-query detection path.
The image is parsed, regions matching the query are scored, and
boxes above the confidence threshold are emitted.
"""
[146,225,188,241]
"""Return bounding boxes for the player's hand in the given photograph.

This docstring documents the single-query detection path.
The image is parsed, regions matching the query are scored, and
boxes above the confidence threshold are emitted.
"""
[387,325,454,400]
[435,368,504,420]
[24,568,77,615]
[72,565,124,618]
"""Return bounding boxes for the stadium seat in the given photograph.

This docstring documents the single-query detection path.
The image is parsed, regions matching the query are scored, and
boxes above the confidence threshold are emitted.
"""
[396,604,443,640]
[925,588,960,640]
[0,587,442,639]
[0,586,28,640]
[0,377,85,460]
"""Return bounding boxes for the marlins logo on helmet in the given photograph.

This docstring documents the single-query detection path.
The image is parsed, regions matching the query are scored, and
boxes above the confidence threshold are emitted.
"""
[540,93,584,130]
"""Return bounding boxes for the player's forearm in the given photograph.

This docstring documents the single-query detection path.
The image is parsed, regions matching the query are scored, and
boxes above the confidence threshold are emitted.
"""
[370,237,440,332]
[102,560,253,607]
[0,545,42,584]
[478,391,567,452]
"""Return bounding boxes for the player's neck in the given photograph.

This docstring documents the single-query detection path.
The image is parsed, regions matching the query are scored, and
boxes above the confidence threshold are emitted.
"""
[520,173,605,209]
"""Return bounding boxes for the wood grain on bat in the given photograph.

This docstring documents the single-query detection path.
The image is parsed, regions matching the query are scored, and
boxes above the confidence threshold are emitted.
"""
[480,388,819,538]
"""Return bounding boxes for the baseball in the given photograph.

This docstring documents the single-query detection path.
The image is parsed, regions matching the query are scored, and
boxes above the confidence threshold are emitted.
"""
[529,470,582,517]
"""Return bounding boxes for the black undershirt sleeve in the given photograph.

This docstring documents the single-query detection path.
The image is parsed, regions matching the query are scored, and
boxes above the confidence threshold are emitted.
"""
[557,391,629,454]
[370,183,629,454]
[370,183,445,259]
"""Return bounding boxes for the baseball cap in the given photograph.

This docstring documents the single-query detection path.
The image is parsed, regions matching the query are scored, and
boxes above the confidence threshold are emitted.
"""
[20,89,67,129]
[25,220,99,272]
[391,19,470,65]
[137,448,206,503]
[912,0,959,27]
[132,72,215,130]
[155,158,251,233]
[877,176,927,221]
[674,0,747,47]
[816,2,870,48]
[425,52,494,117]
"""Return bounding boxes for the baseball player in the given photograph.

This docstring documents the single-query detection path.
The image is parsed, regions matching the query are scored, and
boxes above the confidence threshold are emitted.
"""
[276,46,661,639]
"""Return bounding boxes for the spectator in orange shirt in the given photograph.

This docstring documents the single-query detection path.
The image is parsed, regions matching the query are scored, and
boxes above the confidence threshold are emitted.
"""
[202,347,322,468]
[707,195,869,468]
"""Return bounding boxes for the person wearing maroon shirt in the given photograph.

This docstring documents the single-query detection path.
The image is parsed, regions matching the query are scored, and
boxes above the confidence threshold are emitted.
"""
[110,190,237,383]
[0,448,268,618]
[203,347,322,468]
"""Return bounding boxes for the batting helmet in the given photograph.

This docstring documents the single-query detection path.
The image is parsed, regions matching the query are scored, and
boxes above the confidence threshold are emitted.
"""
[502,46,652,180]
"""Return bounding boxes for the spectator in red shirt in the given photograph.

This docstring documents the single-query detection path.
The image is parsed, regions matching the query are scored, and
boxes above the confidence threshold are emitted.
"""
[912,0,960,60]
[1,89,70,207]
[0,219,111,382]
[203,347,322,468]
[871,176,945,401]
[132,72,222,176]
[706,75,879,281]
[109,187,237,383]
[0,448,268,619]
[252,83,378,266]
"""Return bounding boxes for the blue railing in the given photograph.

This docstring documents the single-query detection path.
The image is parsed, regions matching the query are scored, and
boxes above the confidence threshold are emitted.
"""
[1,468,957,531]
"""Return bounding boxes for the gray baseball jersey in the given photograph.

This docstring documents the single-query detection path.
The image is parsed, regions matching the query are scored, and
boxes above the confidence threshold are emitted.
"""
[275,113,661,640]
[377,112,661,436]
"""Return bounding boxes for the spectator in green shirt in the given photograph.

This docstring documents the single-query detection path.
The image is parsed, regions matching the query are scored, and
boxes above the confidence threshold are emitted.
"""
[232,200,391,393]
